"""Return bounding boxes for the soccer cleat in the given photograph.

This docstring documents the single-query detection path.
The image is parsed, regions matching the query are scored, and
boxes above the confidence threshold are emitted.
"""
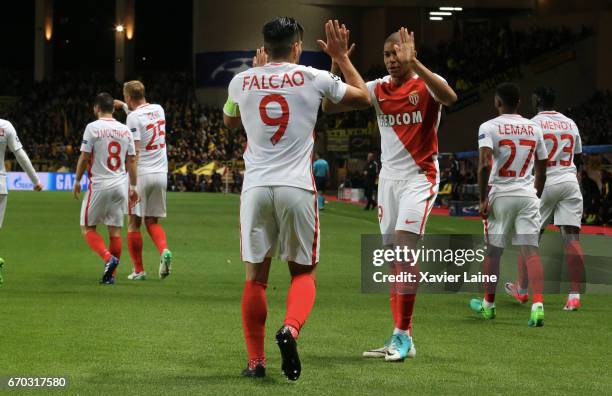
[384,333,413,362]
[363,339,416,359]
[0,257,4,284]
[528,304,544,327]
[469,298,496,319]
[275,326,301,381]
[564,297,581,311]
[100,256,119,285]
[159,249,172,279]
[504,282,529,304]
[241,364,266,378]
[127,271,147,280]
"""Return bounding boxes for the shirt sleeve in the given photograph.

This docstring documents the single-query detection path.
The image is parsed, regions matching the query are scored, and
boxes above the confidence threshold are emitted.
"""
[312,68,348,104]
[126,115,140,141]
[478,123,493,149]
[223,96,240,117]
[6,122,23,153]
[535,127,548,160]
[573,124,582,154]
[80,125,94,153]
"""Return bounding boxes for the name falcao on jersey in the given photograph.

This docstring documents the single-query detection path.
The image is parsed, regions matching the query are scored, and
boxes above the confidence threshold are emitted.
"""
[242,71,305,91]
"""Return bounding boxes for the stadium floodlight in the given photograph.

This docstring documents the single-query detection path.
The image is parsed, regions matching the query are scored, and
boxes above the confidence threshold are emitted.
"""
[454,7,463,11]
[430,11,452,16]
[430,16,444,21]
[115,25,124,33]
[439,7,455,11]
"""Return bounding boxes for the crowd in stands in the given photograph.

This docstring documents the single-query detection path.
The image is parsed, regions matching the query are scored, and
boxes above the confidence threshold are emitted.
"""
[567,90,612,145]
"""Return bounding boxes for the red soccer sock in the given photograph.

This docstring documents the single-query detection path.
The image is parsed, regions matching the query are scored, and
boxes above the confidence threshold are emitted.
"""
[390,291,399,326]
[284,273,316,338]
[84,231,111,262]
[395,293,416,332]
[483,255,501,303]
[517,253,529,292]
[242,281,268,361]
[565,240,585,294]
[525,255,544,303]
[109,236,122,277]
[127,231,144,273]
[146,223,168,254]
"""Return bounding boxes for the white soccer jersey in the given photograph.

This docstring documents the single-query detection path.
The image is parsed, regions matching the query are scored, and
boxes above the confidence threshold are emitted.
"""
[0,119,23,194]
[366,74,446,184]
[225,62,348,192]
[126,103,168,175]
[478,114,548,199]
[531,111,581,186]
[80,118,136,191]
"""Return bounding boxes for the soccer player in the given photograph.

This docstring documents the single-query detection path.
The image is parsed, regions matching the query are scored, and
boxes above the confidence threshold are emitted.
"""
[223,17,370,380]
[324,28,457,361]
[73,93,138,285]
[0,119,43,283]
[470,82,548,327]
[114,81,173,281]
[312,153,329,210]
[505,87,585,311]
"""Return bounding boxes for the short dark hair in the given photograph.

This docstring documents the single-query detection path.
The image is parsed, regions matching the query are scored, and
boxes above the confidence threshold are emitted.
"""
[533,86,556,108]
[95,92,114,113]
[262,17,303,59]
[495,82,520,108]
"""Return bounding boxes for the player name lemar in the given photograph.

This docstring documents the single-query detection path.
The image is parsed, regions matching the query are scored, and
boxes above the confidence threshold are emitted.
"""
[241,71,305,91]
[496,123,535,136]
[373,271,497,283]
[93,128,131,139]
[377,111,423,127]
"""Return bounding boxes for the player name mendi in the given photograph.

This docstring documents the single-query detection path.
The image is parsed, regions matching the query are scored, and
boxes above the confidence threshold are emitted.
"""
[241,71,305,91]
[372,271,497,284]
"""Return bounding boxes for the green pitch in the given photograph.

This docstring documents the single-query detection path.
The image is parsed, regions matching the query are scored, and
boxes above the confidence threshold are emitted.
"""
[0,192,610,395]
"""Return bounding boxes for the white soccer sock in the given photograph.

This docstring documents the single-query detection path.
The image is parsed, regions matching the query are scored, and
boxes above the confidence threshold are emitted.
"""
[483,299,495,309]
[568,293,580,300]
[393,328,410,337]
[531,302,543,311]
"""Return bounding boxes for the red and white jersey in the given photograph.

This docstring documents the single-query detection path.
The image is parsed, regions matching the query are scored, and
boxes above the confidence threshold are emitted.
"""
[531,111,581,186]
[367,74,446,184]
[478,114,548,199]
[226,63,347,192]
[0,119,23,194]
[80,118,136,191]
[126,103,167,175]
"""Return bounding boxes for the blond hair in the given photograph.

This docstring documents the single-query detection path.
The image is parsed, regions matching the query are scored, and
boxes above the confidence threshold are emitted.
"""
[123,80,145,100]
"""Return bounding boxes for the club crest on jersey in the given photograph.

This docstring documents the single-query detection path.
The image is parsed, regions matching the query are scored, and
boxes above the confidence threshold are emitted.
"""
[408,91,419,106]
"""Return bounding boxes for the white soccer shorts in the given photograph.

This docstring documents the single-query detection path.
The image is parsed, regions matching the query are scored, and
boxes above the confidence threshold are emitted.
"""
[539,181,583,229]
[0,194,6,228]
[240,186,319,266]
[377,175,438,244]
[129,173,167,218]
[483,195,541,248]
[80,185,128,227]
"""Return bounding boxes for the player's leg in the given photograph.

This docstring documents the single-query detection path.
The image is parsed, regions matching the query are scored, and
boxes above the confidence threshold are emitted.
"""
[363,178,399,358]
[127,214,145,279]
[515,197,545,327]
[80,189,117,279]
[556,183,585,310]
[471,196,512,319]
[384,178,437,362]
[274,186,319,380]
[0,194,7,284]
[239,187,277,378]
[143,174,172,279]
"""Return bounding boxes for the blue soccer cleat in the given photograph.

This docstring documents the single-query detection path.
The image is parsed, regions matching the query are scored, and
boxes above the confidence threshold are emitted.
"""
[384,333,413,362]
[100,255,119,285]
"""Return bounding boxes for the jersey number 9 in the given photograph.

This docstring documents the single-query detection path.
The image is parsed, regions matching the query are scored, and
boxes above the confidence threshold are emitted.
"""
[259,94,289,145]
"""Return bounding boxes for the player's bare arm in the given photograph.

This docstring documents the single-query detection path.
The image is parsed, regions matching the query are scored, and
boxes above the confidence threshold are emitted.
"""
[73,151,91,199]
[321,27,360,114]
[395,28,457,107]
[126,154,139,207]
[478,147,493,218]
[534,158,547,198]
[318,20,370,110]
[13,148,43,191]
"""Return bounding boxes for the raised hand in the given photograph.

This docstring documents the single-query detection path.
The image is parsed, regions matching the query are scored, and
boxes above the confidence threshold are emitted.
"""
[393,27,417,66]
[317,20,350,61]
[33,182,43,192]
[113,99,126,111]
[330,25,355,75]
[128,187,140,208]
[252,47,268,67]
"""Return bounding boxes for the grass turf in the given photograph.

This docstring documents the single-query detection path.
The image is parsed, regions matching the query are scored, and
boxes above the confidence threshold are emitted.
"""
[0,191,610,395]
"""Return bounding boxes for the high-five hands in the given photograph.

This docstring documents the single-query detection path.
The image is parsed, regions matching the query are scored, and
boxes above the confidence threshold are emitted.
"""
[394,27,417,66]
[317,20,352,61]
[252,47,268,67]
